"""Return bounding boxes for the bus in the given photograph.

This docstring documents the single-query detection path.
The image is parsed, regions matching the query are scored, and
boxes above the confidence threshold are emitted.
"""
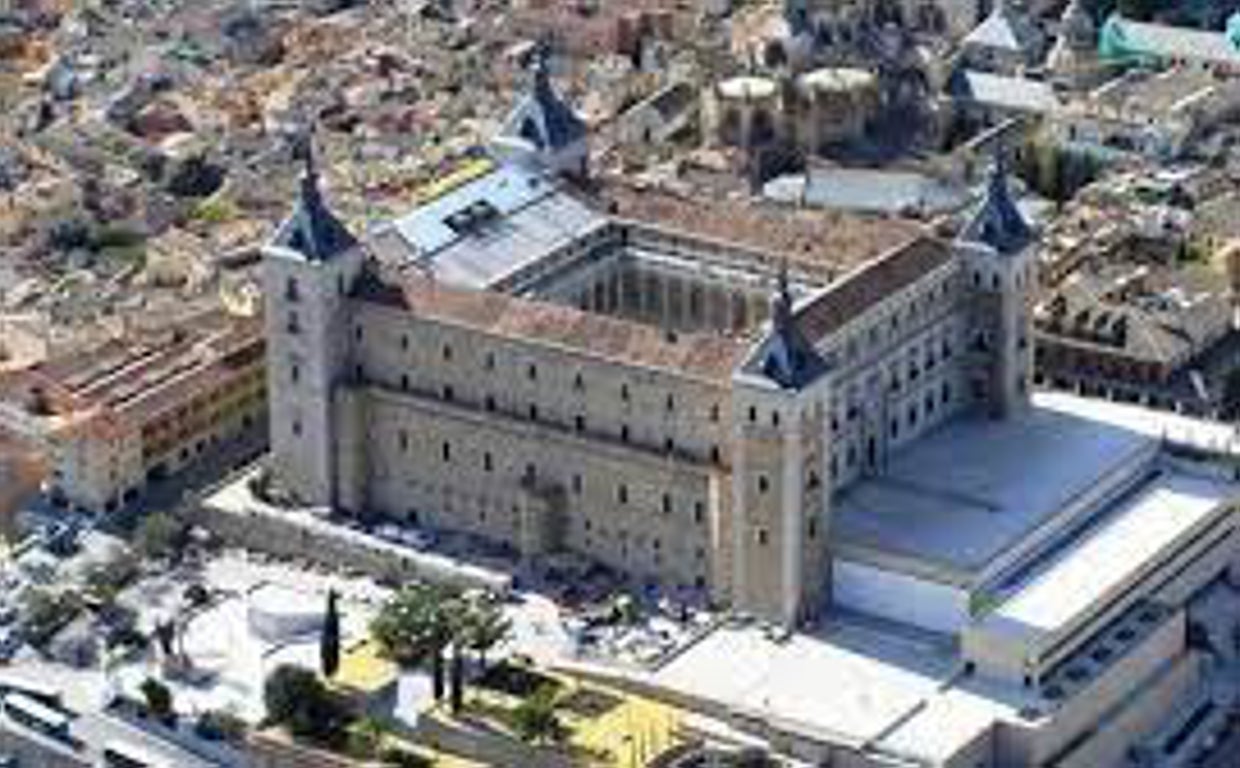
[0,672,61,708]
[101,740,167,768]
[2,692,70,741]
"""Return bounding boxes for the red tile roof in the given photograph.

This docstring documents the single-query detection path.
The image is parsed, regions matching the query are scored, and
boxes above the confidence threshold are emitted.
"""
[797,236,955,342]
[357,268,747,384]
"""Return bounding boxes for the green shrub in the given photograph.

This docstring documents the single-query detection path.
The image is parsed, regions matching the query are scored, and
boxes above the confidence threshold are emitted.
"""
[140,677,174,721]
[194,709,248,743]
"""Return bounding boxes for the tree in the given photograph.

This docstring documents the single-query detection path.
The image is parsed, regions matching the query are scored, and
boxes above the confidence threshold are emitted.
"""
[450,646,464,715]
[459,596,511,671]
[346,715,386,760]
[510,685,565,745]
[140,677,174,722]
[22,588,83,644]
[135,512,185,561]
[194,709,248,743]
[263,664,350,744]
[321,589,341,679]
[83,549,140,605]
[1222,369,1240,421]
[370,584,460,701]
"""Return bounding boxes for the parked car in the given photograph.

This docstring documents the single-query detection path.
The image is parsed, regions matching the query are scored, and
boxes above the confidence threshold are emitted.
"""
[0,627,24,662]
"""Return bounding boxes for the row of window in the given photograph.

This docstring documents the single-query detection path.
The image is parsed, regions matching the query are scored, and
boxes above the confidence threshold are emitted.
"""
[396,434,711,522]
[836,273,958,365]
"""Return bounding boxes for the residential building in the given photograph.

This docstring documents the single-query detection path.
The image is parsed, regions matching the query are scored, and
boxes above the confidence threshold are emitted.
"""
[1099,12,1240,74]
[1034,260,1240,414]
[0,309,265,514]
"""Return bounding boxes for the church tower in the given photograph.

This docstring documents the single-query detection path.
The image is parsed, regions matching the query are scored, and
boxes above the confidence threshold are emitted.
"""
[262,136,364,509]
[957,150,1036,420]
[1047,0,1101,90]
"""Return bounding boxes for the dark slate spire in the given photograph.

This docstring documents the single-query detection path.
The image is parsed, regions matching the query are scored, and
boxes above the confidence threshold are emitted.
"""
[504,39,587,152]
[785,0,812,36]
[761,261,827,390]
[275,128,357,261]
[962,146,1032,255]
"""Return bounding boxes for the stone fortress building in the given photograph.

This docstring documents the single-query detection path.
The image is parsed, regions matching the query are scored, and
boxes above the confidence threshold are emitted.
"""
[262,47,1240,768]
[263,56,1037,628]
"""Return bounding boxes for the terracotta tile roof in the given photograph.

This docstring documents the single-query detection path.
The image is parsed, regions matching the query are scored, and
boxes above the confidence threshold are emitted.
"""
[0,311,264,437]
[595,181,923,279]
[356,268,747,384]
[797,236,955,342]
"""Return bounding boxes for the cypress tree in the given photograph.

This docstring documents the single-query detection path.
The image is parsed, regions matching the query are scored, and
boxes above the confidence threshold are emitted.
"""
[320,589,341,679]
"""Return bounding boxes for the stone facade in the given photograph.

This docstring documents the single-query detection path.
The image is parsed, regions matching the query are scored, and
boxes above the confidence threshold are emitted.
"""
[262,145,1035,628]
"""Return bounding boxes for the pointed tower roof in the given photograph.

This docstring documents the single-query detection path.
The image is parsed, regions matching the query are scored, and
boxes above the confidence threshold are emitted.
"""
[758,262,827,390]
[273,130,357,261]
[1060,0,1095,48]
[1047,0,1097,75]
[964,0,1039,55]
[784,0,812,37]
[498,41,586,153]
[961,149,1033,255]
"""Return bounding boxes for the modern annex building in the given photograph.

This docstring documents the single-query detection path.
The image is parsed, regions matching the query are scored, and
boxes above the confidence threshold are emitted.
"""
[263,66,1240,766]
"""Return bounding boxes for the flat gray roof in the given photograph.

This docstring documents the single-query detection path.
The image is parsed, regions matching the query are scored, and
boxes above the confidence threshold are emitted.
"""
[383,164,607,289]
[980,470,1231,644]
[653,621,955,745]
[837,391,1240,580]
[835,393,1157,576]
[652,620,1028,763]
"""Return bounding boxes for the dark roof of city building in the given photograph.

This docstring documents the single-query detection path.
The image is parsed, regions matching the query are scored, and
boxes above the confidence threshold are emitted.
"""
[797,236,955,342]
[1034,262,1233,369]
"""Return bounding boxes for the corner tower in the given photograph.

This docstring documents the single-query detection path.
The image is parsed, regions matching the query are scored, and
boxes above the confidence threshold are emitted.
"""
[731,267,832,627]
[957,150,1036,419]
[262,137,364,509]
